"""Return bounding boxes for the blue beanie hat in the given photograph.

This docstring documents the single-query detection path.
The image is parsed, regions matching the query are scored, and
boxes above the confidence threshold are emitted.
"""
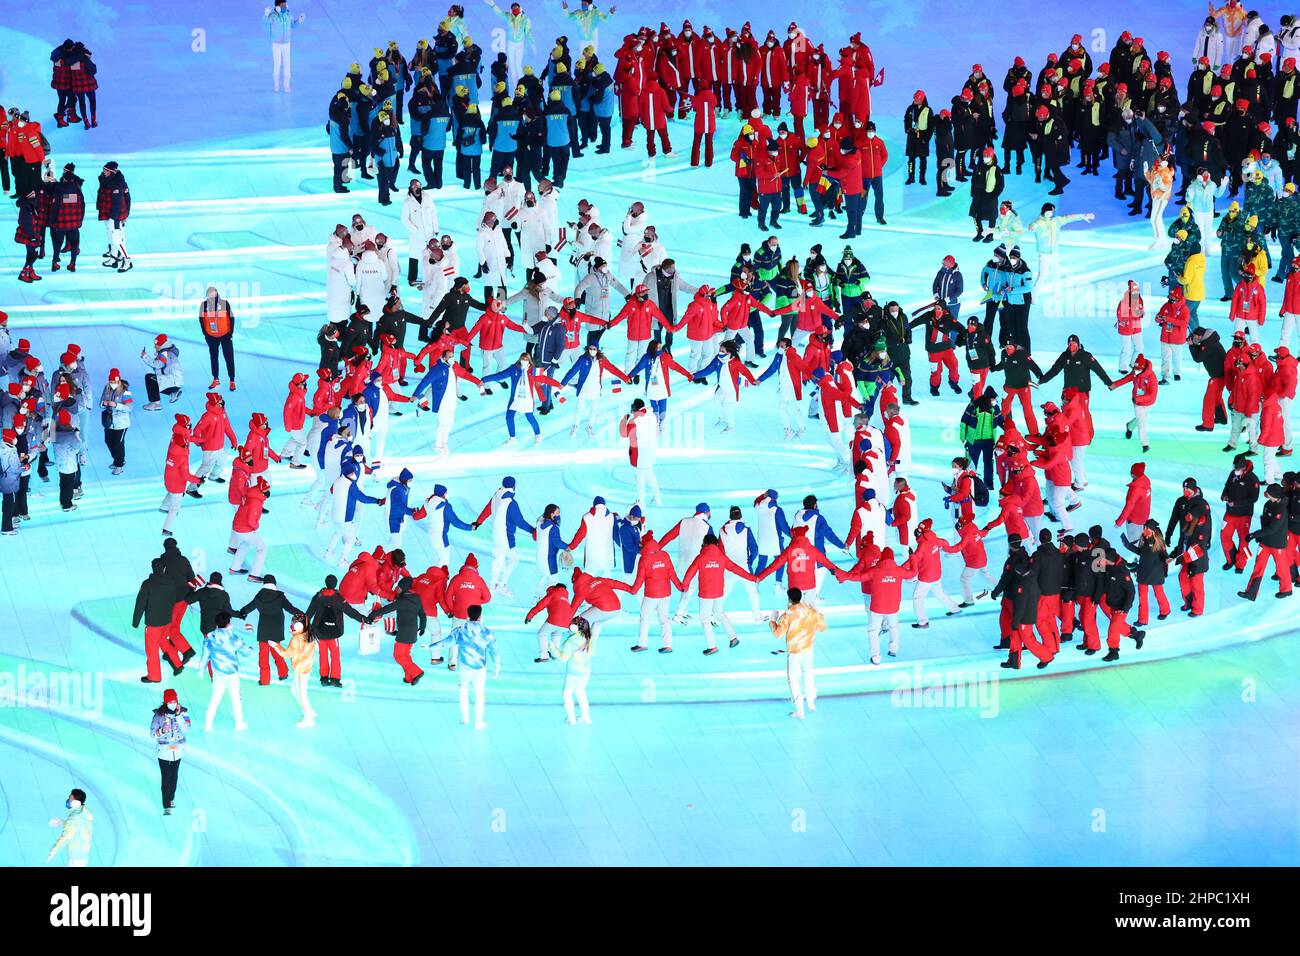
[695,502,710,513]
[433,483,447,497]
[593,495,606,506]
[398,467,414,483]
[628,504,643,519]
[502,476,516,488]
[764,489,778,500]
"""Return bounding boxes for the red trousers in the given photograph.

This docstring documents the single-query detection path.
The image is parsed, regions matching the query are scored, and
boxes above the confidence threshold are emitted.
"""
[1290,531,1300,574]
[1075,596,1100,650]
[812,97,831,130]
[1002,386,1038,434]
[1220,514,1252,568]
[258,641,288,684]
[317,637,340,680]
[1136,584,1170,624]
[1100,598,1130,649]
[1201,376,1226,429]
[971,368,988,395]
[645,126,671,157]
[1011,624,1054,663]
[998,598,1014,639]
[1035,595,1061,654]
[394,641,424,682]
[691,130,714,167]
[928,349,959,387]
[168,601,193,655]
[1179,566,1206,614]
[1248,545,1293,594]
[1059,598,1075,635]
[144,625,182,682]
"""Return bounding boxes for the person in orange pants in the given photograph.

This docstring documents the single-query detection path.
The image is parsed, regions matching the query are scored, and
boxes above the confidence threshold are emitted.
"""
[1098,548,1143,662]
[994,536,1054,669]
[1169,482,1213,616]
[1031,529,1063,655]
[1066,532,1101,652]
[1219,453,1260,572]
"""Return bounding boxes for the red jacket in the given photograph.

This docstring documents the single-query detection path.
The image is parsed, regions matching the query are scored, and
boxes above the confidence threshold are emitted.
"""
[757,527,839,590]
[1157,300,1190,344]
[526,584,574,626]
[1259,389,1286,446]
[283,382,308,432]
[1116,465,1152,526]
[1011,466,1045,516]
[758,41,787,87]
[676,295,725,341]
[444,557,491,618]
[639,81,670,130]
[232,484,267,534]
[908,530,944,582]
[689,87,718,134]
[340,554,379,604]
[1116,285,1145,335]
[1230,277,1267,325]
[310,378,339,415]
[227,457,252,506]
[1113,364,1158,407]
[410,566,449,617]
[243,423,281,473]
[626,536,682,598]
[572,570,625,612]
[721,288,774,331]
[466,309,526,352]
[163,440,199,494]
[984,492,1030,540]
[682,543,757,599]
[1273,349,1297,398]
[827,148,864,194]
[609,296,670,341]
[857,135,888,178]
[192,402,238,452]
[940,523,989,569]
[841,551,915,613]
[754,153,783,194]
[1283,268,1300,314]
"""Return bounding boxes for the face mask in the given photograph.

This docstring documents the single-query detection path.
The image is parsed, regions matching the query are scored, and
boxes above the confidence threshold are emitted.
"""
[167,702,178,711]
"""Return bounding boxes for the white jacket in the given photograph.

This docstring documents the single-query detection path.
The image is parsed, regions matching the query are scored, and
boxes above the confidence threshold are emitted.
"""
[574,503,615,572]
[402,192,440,257]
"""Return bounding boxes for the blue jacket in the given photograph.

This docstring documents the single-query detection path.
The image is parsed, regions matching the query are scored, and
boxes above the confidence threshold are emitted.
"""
[456,122,484,156]
[536,518,567,574]
[315,414,340,468]
[491,490,536,547]
[613,513,644,573]
[532,319,567,366]
[426,497,474,547]
[413,361,461,408]
[490,115,520,152]
[980,262,1008,299]
[559,352,618,393]
[1003,266,1034,305]
[341,401,369,439]
[0,442,20,493]
[932,266,964,304]
[341,471,382,522]
[545,104,571,148]
[481,363,548,407]
[328,118,350,154]
[726,520,759,570]
[793,506,844,552]
[387,473,421,533]
[590,73,615,118]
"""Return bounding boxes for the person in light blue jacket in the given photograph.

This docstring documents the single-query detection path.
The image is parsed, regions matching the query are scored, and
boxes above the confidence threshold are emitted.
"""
[262,0,305,93]
[1000,247,1035,352]
[433,604,500,728]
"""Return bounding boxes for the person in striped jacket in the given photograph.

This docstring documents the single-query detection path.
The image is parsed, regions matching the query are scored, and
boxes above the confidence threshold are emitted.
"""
[434,605,501,729]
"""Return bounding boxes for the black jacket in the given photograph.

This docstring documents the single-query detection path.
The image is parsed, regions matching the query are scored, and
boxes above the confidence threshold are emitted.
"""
[1100,561,1136,613]
[132,573,178,628]
[1039,347,1114,391]
[237,587,304,643]
[1032,544,1066,596]
[1221,466,1261,517]
[428,287,488,332]
[1121,535,1168,586]
[1252,499,1289,549]
[372,591,427,644]
[184,584,235,637]
[990,349,1043,389]
[1189,330,1226,378]
[306,587,368,640]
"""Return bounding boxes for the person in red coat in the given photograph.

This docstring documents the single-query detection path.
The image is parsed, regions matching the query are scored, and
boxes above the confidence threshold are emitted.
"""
[614,39,644,149]
[230,476,271,581]
[908,519,962,626]
[1279,254,1300,349]
[838,546,915,663]
[938,514,993,605]
[1258,383,1287,483]
[1224,341,1270,454]
[826,138,867,238]
[280,372,311,467]
[638,78,672,157]
[1272,344,1297,456]
[730,124,759,218]
[686,84,718,167]
[161,419,201,536]
[679,534,757,654]
[190,391,238,490]
[773,125,806,214]
[1110,353,1159,452]
[1229,263,1267,335]
[757,524,841,605]
[753,140,785,230]
[622,532,683,652]
[1115,461,1152,542]
[758,30,787,116]
[730,27,761,117]
[1156,287,1190,383]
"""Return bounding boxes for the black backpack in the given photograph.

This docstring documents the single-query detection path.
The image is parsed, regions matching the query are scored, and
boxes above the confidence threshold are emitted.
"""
[971,472,989,508]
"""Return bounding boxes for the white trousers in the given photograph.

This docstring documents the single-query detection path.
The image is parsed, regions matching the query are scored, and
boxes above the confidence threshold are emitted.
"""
[1149,197,1168,242]
[290,672,314,720]
[1283,396,1294,449]
[787,649,816,715]
[563,672,592,722]
[272,41,292,91]
[1048,481,1080,532]
[459,666,488,725]
[912,579,958,625]
[1160,342,1183,380]
[635,463,661,505]
[506,40,525,88]
[160,491,183,532]
[491,545,521,589]
[1281,313,1298,350]
[231,530,267,578]
[698,596,737,648]
[1118,331,1144,370]
[193,448,226,485]
[1126,404,1150,445]
[204,672,244,729]
[723,575,762,616]
[1071,444,1088,485]
[326,519,358,559]
[1229,410,1260,451]
[537,622,565,658]
[958,565,995,603]
[1262,444,1282,483]
[579,606,620,639]
[638,595,672,649]
[866,606,900,660]
[1193,210,1217,253]
[283,426,308,464]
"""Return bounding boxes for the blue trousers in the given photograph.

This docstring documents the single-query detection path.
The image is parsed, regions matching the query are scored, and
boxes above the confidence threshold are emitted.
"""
[505,411,539,437]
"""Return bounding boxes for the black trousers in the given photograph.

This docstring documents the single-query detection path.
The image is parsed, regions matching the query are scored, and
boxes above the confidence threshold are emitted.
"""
[1,491,14,532]
[544,145,569,186]
[16,473,28,517]
[158,758,180,808]
[52,228,79,263]
[747,311,766,356]
[332,152,348,190]
[456,152,481,189]
[489,149,517,179]
[59,471,76,509]
[144,373,179,403]
[205,334,235,381]
[420,148,444,189]
[105,427,126,467]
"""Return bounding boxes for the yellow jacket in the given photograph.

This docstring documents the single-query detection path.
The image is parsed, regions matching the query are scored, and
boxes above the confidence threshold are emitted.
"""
[1178,252,1206,302]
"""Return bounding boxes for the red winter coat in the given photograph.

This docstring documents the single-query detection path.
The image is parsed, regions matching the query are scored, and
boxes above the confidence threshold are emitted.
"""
[681,543,756,599]
[1230,277,1267,325]
[609,296,670,341]
[827,149,864,194]
[444,558,491,618]
[759,42,787,87]
[1116,285,1144,335]
[628,537,682,598]
[232,484,267,534]
[1012,466,1045,516]
[163,441,199,494]
[1113,365,1158,406]
[466,309,526,352]
[526,585,574,626]
[243,424,281,473]
[985,492,1030,539]
[1259,390,1286,446]
[1283,269,1300,315]
[908,531,944,582]
[1116,465,1152,525]
[283,384,308,432]
[192,403,238,452]
[228,458,252,506]
[689,87,718,134]
[639,81,671,130]
[1157,300,1190,344]
[1273,350,1297,398]
[842,552,915,613]
[340,554,379,604]
[940,523,989,568]
[758,527,839,590]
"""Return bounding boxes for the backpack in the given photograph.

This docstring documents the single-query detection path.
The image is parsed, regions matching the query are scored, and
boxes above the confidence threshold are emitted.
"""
[971,472,990,508]
[316,597,339,631]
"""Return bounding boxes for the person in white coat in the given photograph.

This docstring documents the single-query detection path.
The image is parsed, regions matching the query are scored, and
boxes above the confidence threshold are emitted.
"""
[882,403,913,475]
[401,181,440,286]
[491,169,526,260]
[618,201,649,286]
[375,234,399,294]
[633,225,666,286]
[567,496,617,573]
[324,451,384,564]
[476,475,536,594]
[518,192,551,266]
[476,212,511,287]
[420,244,453,317]
[752,488,791,593]
[572,222,613,287]
[663,503,713,620]
[326,228,357,328]
[558,342,630,438]
[619,399,661,505]
[355,242,390,318]
[537,178,562,249]
[719,506,762,616]
[1279,14,1300,63]
[349,213,377,249]
[1193,16,1226,67]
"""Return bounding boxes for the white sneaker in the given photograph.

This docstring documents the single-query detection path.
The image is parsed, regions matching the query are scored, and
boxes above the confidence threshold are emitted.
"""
[296,717,316,728]
[788,710,805,719]
[474,721,488,730]
[533,434,544,445]
[234,722,248,732]
[502,437,517,446]
[579,714,592,724]
[806,700,816,712]
[565,716,577,724]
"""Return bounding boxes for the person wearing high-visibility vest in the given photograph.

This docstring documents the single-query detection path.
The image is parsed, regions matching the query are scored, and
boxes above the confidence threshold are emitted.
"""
[199,287,236,391]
